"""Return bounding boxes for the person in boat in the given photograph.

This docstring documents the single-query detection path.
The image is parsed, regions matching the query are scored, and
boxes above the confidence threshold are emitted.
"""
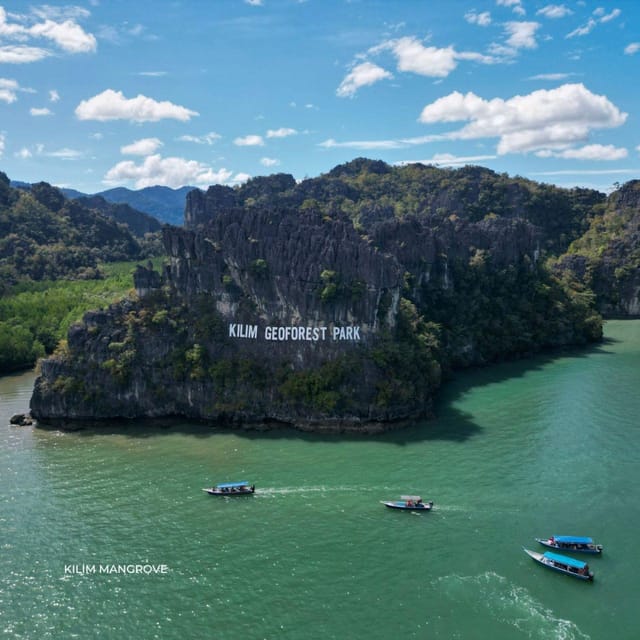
[406,499,413,507]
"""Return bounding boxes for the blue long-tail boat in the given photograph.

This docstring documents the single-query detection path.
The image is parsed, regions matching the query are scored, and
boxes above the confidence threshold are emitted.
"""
[524,548,594,581]
[202,481,255,496]
[535,535,603,554]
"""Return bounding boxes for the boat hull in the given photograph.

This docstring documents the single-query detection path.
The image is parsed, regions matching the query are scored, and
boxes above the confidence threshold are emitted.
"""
[524,548,594,581]
[202,487,255,496]
[381,501,433,511]
[535,538,603,554]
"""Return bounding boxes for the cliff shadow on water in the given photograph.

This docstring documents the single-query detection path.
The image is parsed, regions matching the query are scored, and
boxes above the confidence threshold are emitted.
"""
[32,335,618,446]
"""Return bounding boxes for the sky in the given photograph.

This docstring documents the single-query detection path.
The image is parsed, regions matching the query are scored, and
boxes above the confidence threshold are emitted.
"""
[0,0,638,194]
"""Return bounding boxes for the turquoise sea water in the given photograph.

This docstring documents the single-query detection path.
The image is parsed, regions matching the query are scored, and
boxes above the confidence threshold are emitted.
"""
[1,320,639,639]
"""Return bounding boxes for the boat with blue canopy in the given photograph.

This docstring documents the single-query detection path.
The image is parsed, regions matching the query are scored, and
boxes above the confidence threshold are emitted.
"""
[535,535,603,553]
[524,548,594,581]
[381,495,434,511]
[202,481,255,496]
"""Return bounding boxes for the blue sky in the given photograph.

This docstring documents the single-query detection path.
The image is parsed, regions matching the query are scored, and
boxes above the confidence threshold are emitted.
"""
[0,0,638,194]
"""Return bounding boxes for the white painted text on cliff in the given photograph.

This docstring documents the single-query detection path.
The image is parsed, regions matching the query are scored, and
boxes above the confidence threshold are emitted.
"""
[228,324,361,341]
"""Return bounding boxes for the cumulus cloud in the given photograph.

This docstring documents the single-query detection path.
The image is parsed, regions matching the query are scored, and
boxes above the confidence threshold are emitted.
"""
[535,144,628,160]
[233,134,264,146]
[0,78,19,103]
[373,37,458,77]
[336,62,393,98]
[29,19,96,52]
[30,107,52,116]
[0,133,4,157]
[418,83,627,155]
[465,11,492,26]
[537,5,573,19]
[75,89,198,122]
[496,0,525,16]
[104,154,235,189]
[339,35,502,96]
[121,137,163,156]
[624,43,640,55]
[266,127,298,138]
[177,132,221,145]
[245,0,263,5]
[15,147,31,159]
[0,7,96,58]
[504,22,540,49]
[260,157,280,166]
[49,89,60,102]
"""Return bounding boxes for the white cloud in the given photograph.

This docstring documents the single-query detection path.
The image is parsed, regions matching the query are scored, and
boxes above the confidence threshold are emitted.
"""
[29,19,96,53]
[496,0,525,16]
[260,157,280,166]
[121,137,163,156]
[504,22,540,49]
[138,71,167,77]
[0,45,50,63]
[266,127,298,138]
[599,8,621,23]
[567,18,596,38]
[319,138,407,150]
[336,62,392,97]
[529,72,575,81]
[567,8,621,38]
[625,43,640,55]
[0,133,4,157]
[104,154,235,189]
[75,89,198,122]
[233,134,264,146]
[46,147,83,159]
[49,89,60,102]
[0,78,19,103]
[465,11,492,26]
[15,147,32,159]
[537,5,573,19]
[418,83,627,155]
[0,7,96,58]
[30,107,52,116]
[245,0,263,5]
[232,172,251,183]
[374,37,458,77]
[396,153,498,167]
[177,132,221,145]
[535,144,627,160]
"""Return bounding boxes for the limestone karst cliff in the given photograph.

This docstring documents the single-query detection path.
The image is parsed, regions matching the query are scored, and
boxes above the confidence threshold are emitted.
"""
[30,161,605,430]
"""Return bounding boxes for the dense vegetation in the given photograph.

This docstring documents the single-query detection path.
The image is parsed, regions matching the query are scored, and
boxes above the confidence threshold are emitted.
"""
[210,159,605,254]
[0,172,161,292]
[0,261,158,373]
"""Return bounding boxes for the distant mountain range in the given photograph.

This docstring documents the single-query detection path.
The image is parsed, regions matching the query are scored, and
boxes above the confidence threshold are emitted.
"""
[11,181,197,226]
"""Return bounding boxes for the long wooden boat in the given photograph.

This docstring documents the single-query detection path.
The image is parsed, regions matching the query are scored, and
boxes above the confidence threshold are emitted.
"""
[202,481,255,496]
[535,535,603,554]
[381,495,433,511]
[523,548,594,581]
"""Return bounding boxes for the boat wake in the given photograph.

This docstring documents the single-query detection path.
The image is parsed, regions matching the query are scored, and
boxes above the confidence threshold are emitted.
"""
[433,572,590,640]
[256,485,373,497]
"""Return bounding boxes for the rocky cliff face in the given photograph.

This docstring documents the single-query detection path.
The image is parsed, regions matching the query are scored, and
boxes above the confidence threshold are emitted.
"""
[556,180,640,317]
[30,162,604,431]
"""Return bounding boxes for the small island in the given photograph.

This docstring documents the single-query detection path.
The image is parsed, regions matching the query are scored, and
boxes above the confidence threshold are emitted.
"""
[29,160,640,431]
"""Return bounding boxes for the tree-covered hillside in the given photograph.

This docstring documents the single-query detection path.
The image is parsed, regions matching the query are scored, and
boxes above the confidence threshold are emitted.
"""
[0,172,158,292]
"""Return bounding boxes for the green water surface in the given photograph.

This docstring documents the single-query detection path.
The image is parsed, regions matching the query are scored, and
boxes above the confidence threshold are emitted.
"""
[1,320,639,639]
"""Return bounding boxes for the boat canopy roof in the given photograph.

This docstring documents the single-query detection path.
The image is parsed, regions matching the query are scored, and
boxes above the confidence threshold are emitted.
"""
[544,552,587,569]
[554,536,593,544]
[401,495,422,501]
[216,481,250,488]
